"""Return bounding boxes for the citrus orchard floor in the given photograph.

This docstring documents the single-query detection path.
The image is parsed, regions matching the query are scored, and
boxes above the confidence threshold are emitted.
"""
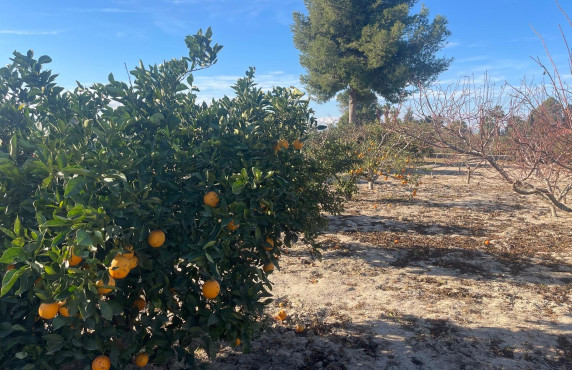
[190,164,572,369]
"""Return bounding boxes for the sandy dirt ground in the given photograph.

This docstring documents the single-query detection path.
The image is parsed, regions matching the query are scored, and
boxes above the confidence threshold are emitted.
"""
[197,164,572,370]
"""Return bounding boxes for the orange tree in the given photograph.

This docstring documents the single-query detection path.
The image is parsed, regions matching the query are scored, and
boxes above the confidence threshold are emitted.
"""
[0,29,342,369]
[348,122,423,193]
[306,121,424,200]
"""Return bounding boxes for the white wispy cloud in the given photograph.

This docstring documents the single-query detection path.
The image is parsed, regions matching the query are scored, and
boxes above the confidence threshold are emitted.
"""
[444,41,460,49]
[155,0,297,32]
[456,55,490,63]
[316,116,339,127]
[65,7,139,13]
[0,29,63,36]
[467,41,488,48]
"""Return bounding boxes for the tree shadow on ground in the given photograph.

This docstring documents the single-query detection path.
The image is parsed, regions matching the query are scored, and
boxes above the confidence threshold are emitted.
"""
[325,213,490,236]
[204,310,572,369]
[286,226,572,288]
[352,193,527,214]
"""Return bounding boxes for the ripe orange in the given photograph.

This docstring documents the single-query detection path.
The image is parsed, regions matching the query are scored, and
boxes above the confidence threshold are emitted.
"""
[394,239,399,244]
[274,309,287,321]
[38,302,59,320]
[203,191,220,207]
[92,355,111,370]
[227,220,238,231]
[134,353,149,367]
[58,306,70,317]
[295,324,305,333]
[129,255,138,269]
[148,230,166,248]
[235,338,241,346]
[121,246,135,259]
[69,253,83,267]
[275,139,289,153]
[292,139,304,150]
[484,240,491,246]
[109,255,131,279]
[265,237,274,251]
[133,298,146,311]
[96,275,116,295]
[202,279,220,299]
[263,263,275,273]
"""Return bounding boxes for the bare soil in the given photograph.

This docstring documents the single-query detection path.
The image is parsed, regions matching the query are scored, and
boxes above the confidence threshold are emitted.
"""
[199,164,572,370]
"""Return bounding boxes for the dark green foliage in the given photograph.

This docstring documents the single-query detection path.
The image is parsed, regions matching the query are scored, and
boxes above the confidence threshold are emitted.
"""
[0,29,342,369]
[292,0,452,124]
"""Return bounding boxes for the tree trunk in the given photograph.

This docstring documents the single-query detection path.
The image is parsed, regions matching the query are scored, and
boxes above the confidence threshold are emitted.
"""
[368,181,374,190]
[348,88,357,125]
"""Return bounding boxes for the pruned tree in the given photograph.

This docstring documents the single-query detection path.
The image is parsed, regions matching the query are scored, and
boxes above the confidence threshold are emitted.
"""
[292,0,452,125]
[390,7,572,217]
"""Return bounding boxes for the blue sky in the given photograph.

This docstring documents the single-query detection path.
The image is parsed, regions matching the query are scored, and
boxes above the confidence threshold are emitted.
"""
[0,0,569,121]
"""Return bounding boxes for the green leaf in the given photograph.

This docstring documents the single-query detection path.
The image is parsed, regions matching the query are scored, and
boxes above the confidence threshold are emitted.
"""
[64,177,87,198]
[79,337,99,350]
[54,290,74,302]
[38,55,52,64]
[1,269,24,297]
[202,240,216,250]
[76,229,93,246]
[0,227,16,239]
[150,112,165,125]
[44,334,65,354]
[9,135,17,160]
[14,217,21,236]
[62,166,95,177]
[44,265,57,275]
[207,313,218,327]
[41,174,53,189]
[52,315,69,330]
[232,180,246,194]
[0,247,27,264]
[43,218,72,227]
[0,323,26,338]
[93,230,105,246]
[51,231,67,247]
[205,253,214,263]
[11,237,25,248]
[99,300,113,321]
[252,167,262,180]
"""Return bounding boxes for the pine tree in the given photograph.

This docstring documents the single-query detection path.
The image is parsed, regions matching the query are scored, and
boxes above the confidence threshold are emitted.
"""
[292,0,452,124]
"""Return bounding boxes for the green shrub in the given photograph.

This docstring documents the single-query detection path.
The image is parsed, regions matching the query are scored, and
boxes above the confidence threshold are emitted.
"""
[0,29,342,369]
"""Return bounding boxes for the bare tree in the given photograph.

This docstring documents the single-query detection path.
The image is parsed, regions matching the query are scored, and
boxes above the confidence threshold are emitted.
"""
[391,70,572,216]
